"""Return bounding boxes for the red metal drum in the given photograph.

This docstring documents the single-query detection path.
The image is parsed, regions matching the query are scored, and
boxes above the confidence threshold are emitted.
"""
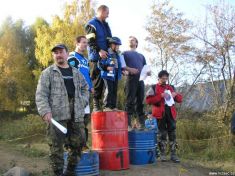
[91,111,129,170]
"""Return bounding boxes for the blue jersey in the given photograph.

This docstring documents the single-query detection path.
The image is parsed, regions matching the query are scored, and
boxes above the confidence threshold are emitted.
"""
[98,50,122,81]
[67,52,93,91]
[145,118,158,133]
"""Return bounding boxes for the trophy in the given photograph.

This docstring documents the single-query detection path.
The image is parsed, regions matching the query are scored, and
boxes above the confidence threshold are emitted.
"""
[107,58,116,77]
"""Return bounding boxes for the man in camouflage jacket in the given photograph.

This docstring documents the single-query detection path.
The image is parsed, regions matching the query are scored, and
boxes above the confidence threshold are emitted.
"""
[36,44,89,176]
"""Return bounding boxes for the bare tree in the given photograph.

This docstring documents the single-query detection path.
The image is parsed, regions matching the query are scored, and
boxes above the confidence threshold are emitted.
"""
[194,0,235,121]
[145,0,204,88]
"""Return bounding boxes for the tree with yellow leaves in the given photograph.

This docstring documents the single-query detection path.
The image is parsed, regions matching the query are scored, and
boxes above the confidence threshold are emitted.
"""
[0,18,35,112]
[35,0,95,69]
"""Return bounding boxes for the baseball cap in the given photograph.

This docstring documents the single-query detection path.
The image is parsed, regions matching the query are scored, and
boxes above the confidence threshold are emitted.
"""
[51,44,68,52]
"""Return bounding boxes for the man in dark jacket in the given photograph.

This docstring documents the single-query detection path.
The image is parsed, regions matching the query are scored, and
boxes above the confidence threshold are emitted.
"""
[146,70,182,163]
[85,5,112,111]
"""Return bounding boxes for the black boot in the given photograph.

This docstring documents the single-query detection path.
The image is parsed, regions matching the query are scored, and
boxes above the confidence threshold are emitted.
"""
[83,127,89,150]
[155,145,160,158]
[93,98,100,112]
[85,127,88,143]
[63,158,77,176]
[170,141,180,163]
[127,114,133,131]
[138,115,145,130]
[54,169,63,176]
[63,149,81,176]
[159,140,167,162]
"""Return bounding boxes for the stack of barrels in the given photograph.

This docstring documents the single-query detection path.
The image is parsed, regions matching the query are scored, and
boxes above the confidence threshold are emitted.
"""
[91,111,156,171]
[91,111,129,170]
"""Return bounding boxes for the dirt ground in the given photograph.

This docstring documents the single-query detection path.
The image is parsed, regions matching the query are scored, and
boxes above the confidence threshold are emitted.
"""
[0,142,50,175]
[0,142,212,176]
[101,162,211,176]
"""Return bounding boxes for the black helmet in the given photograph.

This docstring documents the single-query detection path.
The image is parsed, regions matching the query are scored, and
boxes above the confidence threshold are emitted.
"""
[108,37,122,45]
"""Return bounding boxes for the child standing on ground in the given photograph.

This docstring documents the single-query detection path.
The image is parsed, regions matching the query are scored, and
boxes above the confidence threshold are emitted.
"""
[145,111,158,157]
[145,111,158,131]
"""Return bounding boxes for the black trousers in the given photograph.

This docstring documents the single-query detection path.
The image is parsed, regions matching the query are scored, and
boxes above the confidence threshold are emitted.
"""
[157,105,176,143]
[103,75,118,109]
[90,62,104,100]
[84,114,90,143]
[125,75,145,126]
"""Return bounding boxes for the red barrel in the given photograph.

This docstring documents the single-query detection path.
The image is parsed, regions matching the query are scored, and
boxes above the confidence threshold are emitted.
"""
[91,111,129,170]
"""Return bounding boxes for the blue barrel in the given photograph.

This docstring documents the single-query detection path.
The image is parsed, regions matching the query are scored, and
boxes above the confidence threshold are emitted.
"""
[63,151,99,176]
[128,130,156,165]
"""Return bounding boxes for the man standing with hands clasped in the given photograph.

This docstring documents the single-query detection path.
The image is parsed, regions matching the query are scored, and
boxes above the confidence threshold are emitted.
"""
[146,70,183,163]
[36,44,89,176]
[123,36,150,130]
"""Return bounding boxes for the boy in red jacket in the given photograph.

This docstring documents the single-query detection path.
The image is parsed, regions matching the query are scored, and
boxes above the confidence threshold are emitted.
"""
[146,70,183,163]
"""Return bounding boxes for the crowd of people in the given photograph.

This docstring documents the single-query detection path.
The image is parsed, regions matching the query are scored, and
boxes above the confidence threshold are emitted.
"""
[36,5,183,176]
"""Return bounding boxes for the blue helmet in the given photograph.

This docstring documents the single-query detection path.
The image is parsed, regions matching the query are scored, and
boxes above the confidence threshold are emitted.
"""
[108,37,122,45]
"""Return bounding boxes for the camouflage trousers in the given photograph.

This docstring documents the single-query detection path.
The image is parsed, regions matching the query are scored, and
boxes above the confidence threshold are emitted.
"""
[47,98,85,176]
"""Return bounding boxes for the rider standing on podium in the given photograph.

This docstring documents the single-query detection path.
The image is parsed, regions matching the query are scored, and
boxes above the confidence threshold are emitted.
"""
[85,5,112,112]
[98,37,139,112]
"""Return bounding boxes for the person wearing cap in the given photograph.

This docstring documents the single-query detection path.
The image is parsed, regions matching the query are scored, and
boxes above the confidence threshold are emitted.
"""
[146,70,182,163]
[85,5,112,112]
[35,44,89,176]
[99,37,138,111]
[67,36,93,148]
[122,36,150,130]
